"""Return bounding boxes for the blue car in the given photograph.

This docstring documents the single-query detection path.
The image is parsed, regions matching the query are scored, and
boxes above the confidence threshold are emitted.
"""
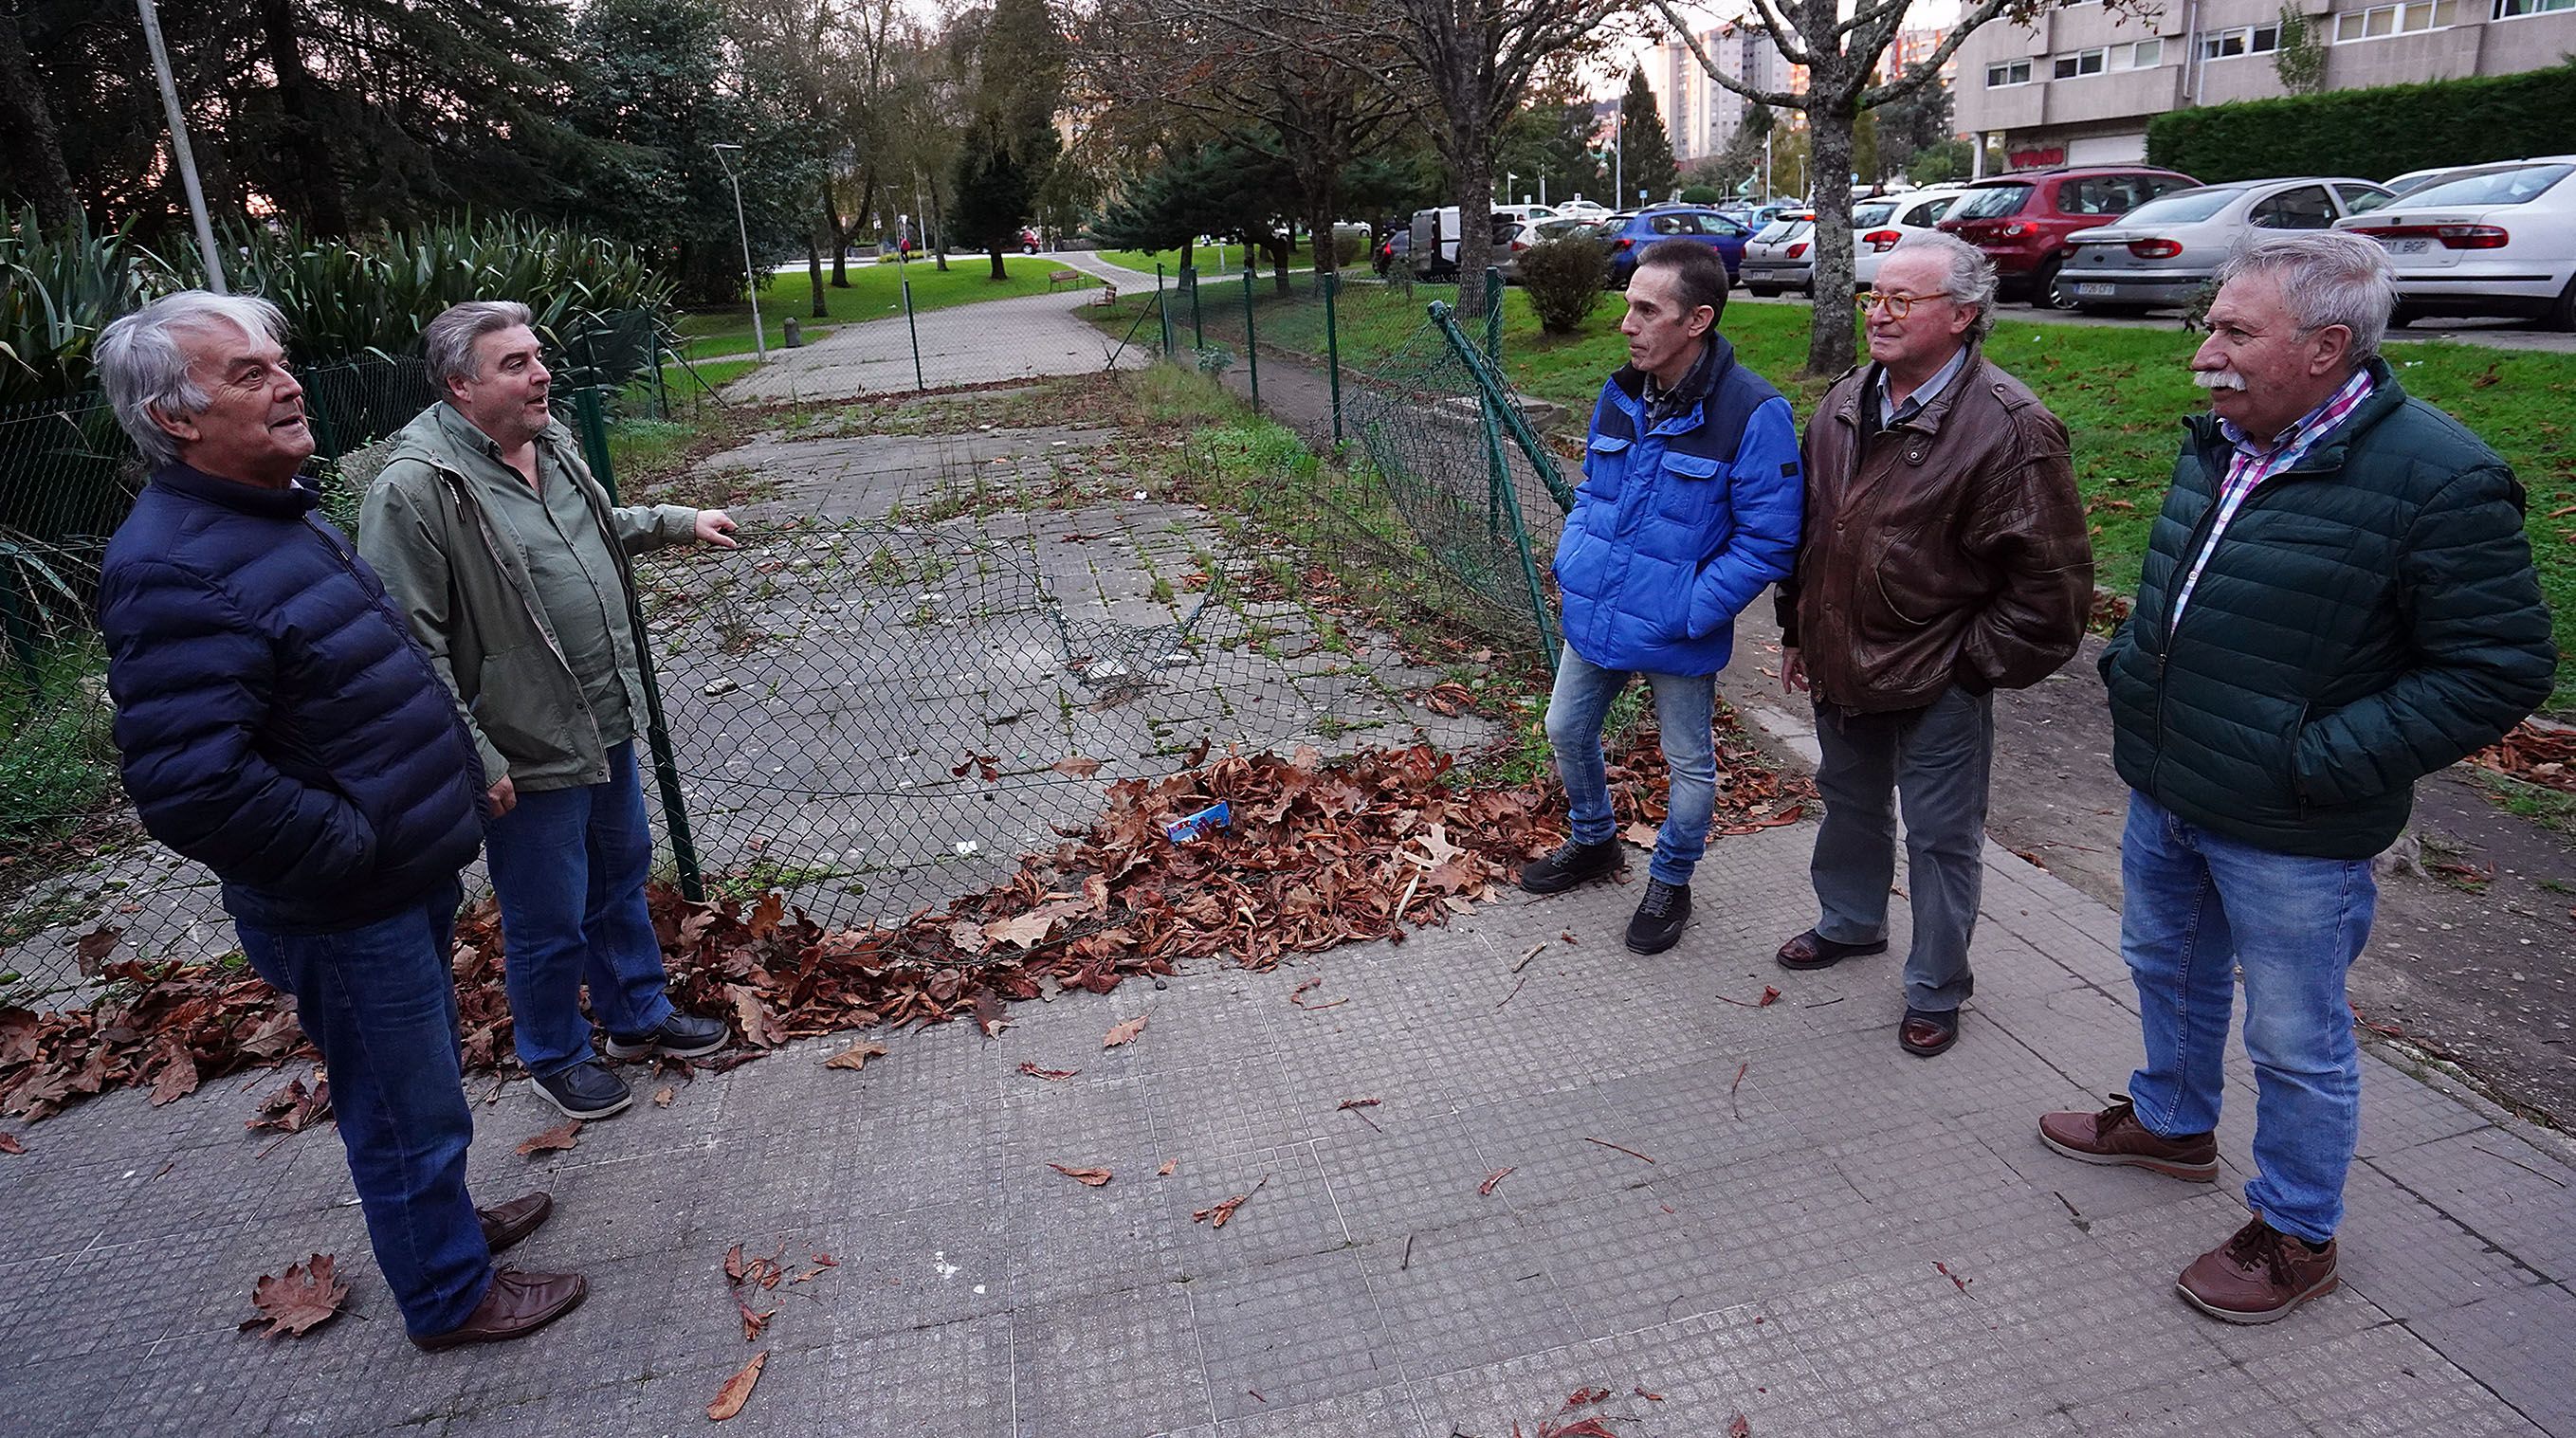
[1584,208,1755,287]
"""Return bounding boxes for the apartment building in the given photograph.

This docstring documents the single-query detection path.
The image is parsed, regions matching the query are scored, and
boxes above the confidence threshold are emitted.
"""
[1953,0,2576,173]
[1643,27,1793,161]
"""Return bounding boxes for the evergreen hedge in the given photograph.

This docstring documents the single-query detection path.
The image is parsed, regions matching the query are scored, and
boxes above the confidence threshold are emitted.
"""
[2145,64,2576,183]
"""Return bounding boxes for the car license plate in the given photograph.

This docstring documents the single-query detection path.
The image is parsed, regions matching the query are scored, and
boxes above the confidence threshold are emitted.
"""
[2379,238,2432,256]
[2075,283,2115,299]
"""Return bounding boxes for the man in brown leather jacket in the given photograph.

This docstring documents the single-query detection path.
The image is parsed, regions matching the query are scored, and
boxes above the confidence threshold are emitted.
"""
[1772,234,2092,1058]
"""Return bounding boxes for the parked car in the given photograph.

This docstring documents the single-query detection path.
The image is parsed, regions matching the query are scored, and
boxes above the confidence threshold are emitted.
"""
[1408,206,1521,281]
[2335,160,2576,329]
[1020,227,1041,254]
[1498,215,1598,282]
[1494,203,1561,225]
[1555,198,1612,218]
[1851,187,1972,291]
[1581,207,1754,286]
[1374,228,1410,277]
[1938,165,2201,307]
[2056,176,2392,313]
[1739,211,1818,296]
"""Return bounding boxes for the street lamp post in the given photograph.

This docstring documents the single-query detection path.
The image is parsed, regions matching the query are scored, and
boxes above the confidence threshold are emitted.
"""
[710,143,765,362]
[134,0,225,292]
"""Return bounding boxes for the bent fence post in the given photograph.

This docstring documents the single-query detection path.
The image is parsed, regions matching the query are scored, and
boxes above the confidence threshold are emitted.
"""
[572,385,707,901]
[1485,266,1505,363]
[1158,264,1174,358]
[1426,302,1563,664]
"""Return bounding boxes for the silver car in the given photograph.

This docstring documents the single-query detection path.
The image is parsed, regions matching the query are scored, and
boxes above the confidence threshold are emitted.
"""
[1739,212,1817,296]
[2057,176,2391,313]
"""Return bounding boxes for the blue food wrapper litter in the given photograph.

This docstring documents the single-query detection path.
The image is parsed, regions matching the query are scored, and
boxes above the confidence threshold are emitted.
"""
[1164,801,1230,845]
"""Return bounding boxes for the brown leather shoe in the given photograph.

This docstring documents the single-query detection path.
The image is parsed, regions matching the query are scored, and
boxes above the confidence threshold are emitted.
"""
[2177,1216,2338,1323]
[477,1192,555,1255]
[411,1267,588,1352]
[1776,929,1889,971]
[2037,1096,2219,1181]
[1898,1007,1959,1057]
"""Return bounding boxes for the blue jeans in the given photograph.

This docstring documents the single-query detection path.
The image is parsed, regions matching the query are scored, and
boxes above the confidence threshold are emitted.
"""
[2119,792,2376,1243]
[238,878,493,1338]
[484,743,677,1078]
[1544,647,1717,886]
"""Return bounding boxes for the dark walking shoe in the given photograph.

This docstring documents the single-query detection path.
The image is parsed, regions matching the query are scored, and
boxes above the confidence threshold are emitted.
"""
[2037,1096,2220,1181]
[411,1268,588,1352]
[477,1192,555,1255]
[1775,928,1891,971]
[603,1010,729,1061]
[1899,1007,1960,1057]
[2177,1216,2338,1324]
[1624,879,1691,955]
[1518,837,1625,895]
[531,1060,633,1119]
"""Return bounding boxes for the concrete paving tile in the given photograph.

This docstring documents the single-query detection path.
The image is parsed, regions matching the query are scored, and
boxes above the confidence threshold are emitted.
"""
[1011,1282,1215,1437]
[1514,1184,1767,1337]
[2243,1322,2554,1437]
[1308,1108,1504,1245]
[1210,1384,1429,1438]
[1183,1249,1396,1419]
[2406,1283,2576,1437]
[2368,1128,2576,1283]
[2058,1365,2326,1438]
[1156,1142,1349,1274]
[1353,1214,1584,1380]
[2338,1160,2546,1320]
[1761,1265,2061,1436]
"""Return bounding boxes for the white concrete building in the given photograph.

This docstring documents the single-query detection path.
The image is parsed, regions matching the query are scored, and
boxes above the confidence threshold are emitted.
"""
[1953,0,2576,173]
[1644,26,1795,161]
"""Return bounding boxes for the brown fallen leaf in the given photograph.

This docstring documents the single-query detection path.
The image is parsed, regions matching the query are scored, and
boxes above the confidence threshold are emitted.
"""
[1288,977,1348,1011]
[1017,1062,1079,1081]
[1156,1158,1178,1176]
[1479,1166,1514,1195]
[1935,1260,1972,1294]
[516,1119,582,1156]
[1193,1174,1270,1229]
[0,1133,25,1155]
[707,1351,766,1421]
[652,1085,676,1108]
[1337,1097,1380,1112]
[724,1244,747,1283]
[240,1254,350,1338]
[1620,820,1659,846]
[1728,1414,1752,1437]
[823,1040,888,1071]
[1547,1422,1617,1438]
[738,1299,776,1341]
[1562,1386,1611,1411]
[1103,1014,1148,1047]
[1635,1387,1665,1401]
[246,1070,332,1134]
[1050,755,1105,778]
[1714,986,1783,1009]
[1050,1163,1113,1187]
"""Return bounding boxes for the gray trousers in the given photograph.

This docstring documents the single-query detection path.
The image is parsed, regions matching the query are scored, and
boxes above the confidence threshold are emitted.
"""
[1809,685,1994,1013]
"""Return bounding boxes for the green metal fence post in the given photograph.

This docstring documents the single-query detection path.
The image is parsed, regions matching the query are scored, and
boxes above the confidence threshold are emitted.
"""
[899,253,926,391]
[1484,266,1505,362]
[1426,302,1563,664]
[1157,264,1173,358]
[1185,264,1203,348]
[571,385,706,901]
[1323,268,1344,446]
[1241,264,1260,413]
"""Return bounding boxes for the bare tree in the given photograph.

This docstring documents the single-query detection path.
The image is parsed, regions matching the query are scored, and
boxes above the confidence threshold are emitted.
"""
[1648,0,2079,374]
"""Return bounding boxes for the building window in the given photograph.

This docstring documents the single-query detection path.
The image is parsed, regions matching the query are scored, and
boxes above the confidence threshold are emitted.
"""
[2053,46,2108,77]
[2111,38,2164,66]
[2198,24,2281,58]
[1986,57,2033,84]
[2495,0,2574,16]
[2336,1,2444,38]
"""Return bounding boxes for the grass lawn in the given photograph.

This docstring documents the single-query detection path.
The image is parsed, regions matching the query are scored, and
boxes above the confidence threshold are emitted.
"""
[674,257,1104,360]
[1114,279,2576,708]
[1092,241,1309,278]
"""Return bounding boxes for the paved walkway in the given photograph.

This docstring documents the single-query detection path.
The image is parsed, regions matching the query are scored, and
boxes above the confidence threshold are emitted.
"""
[725,283,1151,404]
[7,807,2570,1435]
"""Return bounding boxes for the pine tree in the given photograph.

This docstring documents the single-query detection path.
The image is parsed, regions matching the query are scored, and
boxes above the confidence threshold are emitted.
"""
[950,0,1069,279]
[1619,67,1679,207]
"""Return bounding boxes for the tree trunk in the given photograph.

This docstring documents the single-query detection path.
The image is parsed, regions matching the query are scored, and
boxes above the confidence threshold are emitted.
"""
[988,246,1008,280]
[1452,142,1495,334]
[0,11,76,230]
[261,0,350,236]
[807,219,827,319]
[1269,235,1291,296]
[1804,85,1860,376]
[825,185,850,287]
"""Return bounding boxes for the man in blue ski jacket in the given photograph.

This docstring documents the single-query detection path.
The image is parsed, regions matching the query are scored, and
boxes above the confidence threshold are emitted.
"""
[1520,239,1803,954]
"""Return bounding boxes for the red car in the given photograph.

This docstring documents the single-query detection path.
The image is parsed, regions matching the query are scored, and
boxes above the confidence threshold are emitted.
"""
[1938,165,2200,308]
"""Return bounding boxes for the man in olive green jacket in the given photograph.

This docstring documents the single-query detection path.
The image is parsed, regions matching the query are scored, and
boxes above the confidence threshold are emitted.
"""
[361,300,738,1120]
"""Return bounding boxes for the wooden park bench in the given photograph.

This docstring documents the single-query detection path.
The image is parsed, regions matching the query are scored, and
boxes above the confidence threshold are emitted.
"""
[1048,268,1083,290]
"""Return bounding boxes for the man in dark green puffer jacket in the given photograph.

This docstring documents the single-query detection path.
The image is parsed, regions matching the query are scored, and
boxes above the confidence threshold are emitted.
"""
[2036,232,2553,1324]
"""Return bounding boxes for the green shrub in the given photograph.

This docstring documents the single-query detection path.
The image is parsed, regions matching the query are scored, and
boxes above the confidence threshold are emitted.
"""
[1519,237,1612,335]
[2147,64,2576,183]
[1679,184,1722,205]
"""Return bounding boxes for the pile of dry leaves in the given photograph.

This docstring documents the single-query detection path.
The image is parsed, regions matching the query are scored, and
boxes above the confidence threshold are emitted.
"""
[2,735,1811,1124]
[2469,719,2576,795]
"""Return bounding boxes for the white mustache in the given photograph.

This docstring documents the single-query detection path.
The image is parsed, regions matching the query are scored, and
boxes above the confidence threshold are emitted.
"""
[2194,370,2248,391]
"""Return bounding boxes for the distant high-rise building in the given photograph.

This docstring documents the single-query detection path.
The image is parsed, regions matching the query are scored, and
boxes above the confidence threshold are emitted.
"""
[1642,26,1793,162]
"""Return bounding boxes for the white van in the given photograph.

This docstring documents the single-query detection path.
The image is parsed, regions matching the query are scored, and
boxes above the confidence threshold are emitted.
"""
[1407,207,1521,281]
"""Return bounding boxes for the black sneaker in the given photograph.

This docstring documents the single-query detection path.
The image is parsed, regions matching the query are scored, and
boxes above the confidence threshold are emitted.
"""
[603,1010,729,1061]
[1519,837,1625,895]
[1625,879,1691,954]
[531,1060,633,1119]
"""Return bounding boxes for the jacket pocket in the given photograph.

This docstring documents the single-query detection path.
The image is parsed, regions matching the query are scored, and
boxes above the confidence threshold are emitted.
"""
[468,646,569,770]
[1581,435,1631,499]
[1653,450,1726,528]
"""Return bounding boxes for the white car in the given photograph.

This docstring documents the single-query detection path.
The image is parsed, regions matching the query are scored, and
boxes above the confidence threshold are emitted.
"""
[2333,161,2576,329]
[1852,187,1972,291]
[2059,176,2389,313]
[1497,215,1597,282]
[1739,211,1818,296]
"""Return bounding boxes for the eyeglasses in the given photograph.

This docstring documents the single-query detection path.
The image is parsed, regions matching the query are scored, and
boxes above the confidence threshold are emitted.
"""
[1856,291,1933,319]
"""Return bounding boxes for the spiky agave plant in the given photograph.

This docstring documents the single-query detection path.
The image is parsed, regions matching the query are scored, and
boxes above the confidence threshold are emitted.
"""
[0,208,175,407]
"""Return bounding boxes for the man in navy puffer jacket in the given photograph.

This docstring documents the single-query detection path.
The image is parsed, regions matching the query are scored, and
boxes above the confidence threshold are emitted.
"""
[1520,241,1804,955]
[93,292,584,1352]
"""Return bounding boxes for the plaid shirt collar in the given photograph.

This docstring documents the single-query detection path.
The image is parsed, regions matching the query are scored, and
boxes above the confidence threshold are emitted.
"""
[2217,367,2377,471]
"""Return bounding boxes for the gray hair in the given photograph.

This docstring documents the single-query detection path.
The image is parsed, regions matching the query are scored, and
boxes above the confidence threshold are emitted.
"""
[94,291,289,467]
[1889,231,1999,343]
[423,300,535,394]
[2212,230,2397,360]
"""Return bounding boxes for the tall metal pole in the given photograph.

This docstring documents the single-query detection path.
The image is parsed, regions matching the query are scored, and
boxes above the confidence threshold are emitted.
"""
[711,144,765,362]
[134,0,225,293]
